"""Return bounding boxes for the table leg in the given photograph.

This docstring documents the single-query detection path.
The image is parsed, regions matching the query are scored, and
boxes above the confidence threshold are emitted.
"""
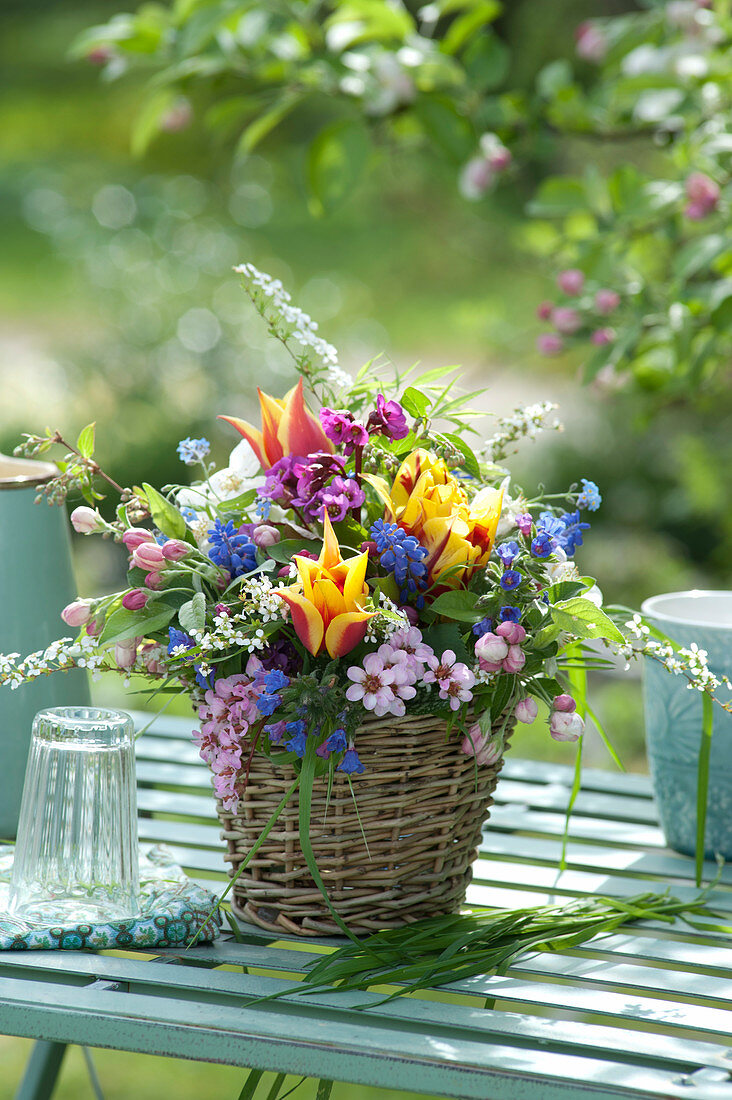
[14,1040,67,1100]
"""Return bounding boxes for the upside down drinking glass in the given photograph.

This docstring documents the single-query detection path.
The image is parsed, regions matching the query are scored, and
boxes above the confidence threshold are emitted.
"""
[9,707,140,924]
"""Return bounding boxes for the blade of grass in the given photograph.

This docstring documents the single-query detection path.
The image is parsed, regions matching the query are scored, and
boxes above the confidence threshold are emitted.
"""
[696,692,714,887]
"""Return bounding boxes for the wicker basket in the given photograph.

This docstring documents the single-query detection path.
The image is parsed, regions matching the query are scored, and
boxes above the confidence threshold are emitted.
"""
[216,711,513,936]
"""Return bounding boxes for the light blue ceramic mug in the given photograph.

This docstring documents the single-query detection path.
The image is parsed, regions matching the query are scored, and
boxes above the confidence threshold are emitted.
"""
[0,455,91,838]
[641,590,732,858]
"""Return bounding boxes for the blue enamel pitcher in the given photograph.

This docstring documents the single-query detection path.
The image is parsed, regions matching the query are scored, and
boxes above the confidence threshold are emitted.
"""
[0,455,90,838]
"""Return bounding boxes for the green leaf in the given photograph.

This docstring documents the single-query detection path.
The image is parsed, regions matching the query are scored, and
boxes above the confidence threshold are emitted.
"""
[100,603,176,645]
[142,482,187,540]
[237,1069,264,1100]
[441,431,480,478]
[131,89,176,157]
[527,177,587,218]
[307,119,371,216]
[266,538,322,564]
[428,589,482,622]
[551,598,626,643]
[414,96,475,162]
[178,591,206,634]
[489,673,515,721]
[76,422,96,459]
[422,622,469,664]
[238,92,306,156]
[400,386,431,417]
[673,234,727,281]
[216,489,258,519]
[463,31,509,92]
[536,59,573,99]
[441,0,501,54]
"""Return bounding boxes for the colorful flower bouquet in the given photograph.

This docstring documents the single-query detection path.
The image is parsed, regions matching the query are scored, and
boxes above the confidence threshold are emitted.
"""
[7,263,722,935]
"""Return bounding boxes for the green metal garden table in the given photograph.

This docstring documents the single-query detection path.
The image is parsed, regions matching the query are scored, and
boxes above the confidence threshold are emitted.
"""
[3,711,732,1100]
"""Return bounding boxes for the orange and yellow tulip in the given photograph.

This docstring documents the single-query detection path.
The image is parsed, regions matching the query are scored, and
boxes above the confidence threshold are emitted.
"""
[219,378,333,470]
[275,513,375,658]
[367,449,503,590]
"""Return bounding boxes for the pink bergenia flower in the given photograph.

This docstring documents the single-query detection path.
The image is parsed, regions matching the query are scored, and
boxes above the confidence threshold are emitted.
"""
[388,626,433,666]
[346,653,396,712]
[461,723,503,766]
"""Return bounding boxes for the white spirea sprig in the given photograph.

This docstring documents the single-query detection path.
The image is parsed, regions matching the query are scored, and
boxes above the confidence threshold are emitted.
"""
[0,636,107,688]
[483,402,562,463]
[621,615,731,708]
[235,263,350,388]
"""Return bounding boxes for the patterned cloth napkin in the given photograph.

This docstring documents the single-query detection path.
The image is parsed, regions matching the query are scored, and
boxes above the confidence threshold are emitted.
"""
[0,845,221,950]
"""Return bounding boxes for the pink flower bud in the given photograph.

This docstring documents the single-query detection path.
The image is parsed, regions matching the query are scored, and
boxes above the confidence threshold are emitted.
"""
[459,157,495,201]
[61,598,93,627]
[87,46,113,66]
[496,621,526,645]
[161,539,191,561]
[360,540,378,556]
[487,146,512,172]
[141,642,166,676]
[475,632,509,663]
[85,616,104,637]
[536,333,564,356]
[536,300,554,321]
[553,694,576,712]
[557,269,585,296]
[70,506,103,534]
[502,645,526,673]
[575,21,607,63]
[595,289,620,314]
[144,571,166,591]
[591,327,615,346]
[114,637,141,671]
[515,697,539,724]
[550,710,584,742]
[400,604,420,626]
[160,97,192,133]
[684,172,720,218]
[551,306,582,334]
[461,723,502,766]
[122,528,155,550]
[132,542,166,570]
[122,588,149,611]
[251,524,280,548]
[215,603,231,618]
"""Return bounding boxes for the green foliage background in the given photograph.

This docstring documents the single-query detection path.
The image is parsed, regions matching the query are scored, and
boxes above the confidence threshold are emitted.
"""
[0,3,729,1094]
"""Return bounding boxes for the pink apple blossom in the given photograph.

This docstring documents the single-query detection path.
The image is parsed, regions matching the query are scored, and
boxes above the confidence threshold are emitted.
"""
[550,710,585,742]
[591,327,615,346]
[502,645,526,674]
[122,588,149,611]
[496,621,527,645]
[474,632,509,664]
[132,542,166,571]
[114,637,141,671]
[251,524,280,548]
[161,539,191,561]
[575,21,607,63]
[595,289,620,314]
[70,506,104,534]
[537,333,564,356]
[551,306,582,334]
[557,269,585,295]
[122,528,155,550]
[536,300,554,321]
[515,697,539,724]
[461,724,503,766]
[553,694,577,712]
[61,598,93,627]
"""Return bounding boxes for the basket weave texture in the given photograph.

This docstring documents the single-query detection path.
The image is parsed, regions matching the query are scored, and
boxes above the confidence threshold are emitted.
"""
[216,711,513,936]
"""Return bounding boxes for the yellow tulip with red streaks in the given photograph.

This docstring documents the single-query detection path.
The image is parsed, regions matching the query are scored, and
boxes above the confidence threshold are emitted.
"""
[275,512,375,658]
[367,449,503,591]
[219,377,333,469]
